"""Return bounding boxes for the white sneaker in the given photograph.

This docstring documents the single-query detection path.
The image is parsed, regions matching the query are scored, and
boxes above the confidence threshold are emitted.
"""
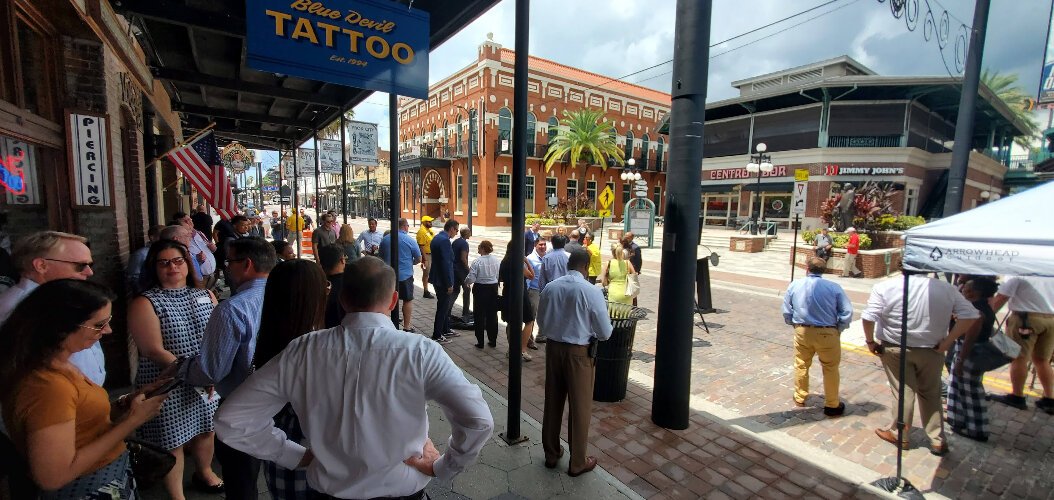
[522,352,532,362]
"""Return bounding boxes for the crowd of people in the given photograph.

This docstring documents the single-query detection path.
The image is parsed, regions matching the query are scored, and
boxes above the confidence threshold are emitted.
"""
[0,207,639,499]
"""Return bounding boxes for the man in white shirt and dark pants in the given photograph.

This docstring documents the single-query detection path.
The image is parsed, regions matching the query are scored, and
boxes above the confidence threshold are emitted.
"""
[989,276,1054,412]
[538,248,613,476]
[862,273,978,456]
[215,256,493,499]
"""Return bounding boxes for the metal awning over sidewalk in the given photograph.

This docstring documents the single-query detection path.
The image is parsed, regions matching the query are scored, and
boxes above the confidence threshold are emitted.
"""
[112,0,499,148]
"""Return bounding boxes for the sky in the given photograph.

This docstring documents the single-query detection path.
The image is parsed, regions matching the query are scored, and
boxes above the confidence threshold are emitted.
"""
[256,0,1053,166]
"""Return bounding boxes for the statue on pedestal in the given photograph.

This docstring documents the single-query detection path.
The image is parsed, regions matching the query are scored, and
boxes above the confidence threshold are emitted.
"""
[834,183,855,231]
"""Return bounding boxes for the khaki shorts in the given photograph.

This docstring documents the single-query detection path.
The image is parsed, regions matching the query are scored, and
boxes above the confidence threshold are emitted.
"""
[421,253,431,273]
[1009,312,1054,361]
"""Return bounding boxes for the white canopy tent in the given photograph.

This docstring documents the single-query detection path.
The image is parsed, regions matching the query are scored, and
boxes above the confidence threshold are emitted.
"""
[874,181,1053,495]
[903,181,1054,276]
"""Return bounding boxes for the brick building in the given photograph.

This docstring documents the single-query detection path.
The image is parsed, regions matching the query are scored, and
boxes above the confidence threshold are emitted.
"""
[396,37,671,230]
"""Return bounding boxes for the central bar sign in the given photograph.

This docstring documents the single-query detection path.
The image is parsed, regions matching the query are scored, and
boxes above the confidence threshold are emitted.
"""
[246,0,430,98]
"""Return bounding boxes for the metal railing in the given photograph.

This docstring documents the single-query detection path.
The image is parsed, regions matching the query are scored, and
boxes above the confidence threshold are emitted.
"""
[827,135,902,148]
[494,139,549,158]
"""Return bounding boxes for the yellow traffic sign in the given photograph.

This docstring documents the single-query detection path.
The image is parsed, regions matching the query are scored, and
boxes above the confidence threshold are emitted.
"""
[598,209,612,218]
[598,185,615,209]
[794,169,809,182]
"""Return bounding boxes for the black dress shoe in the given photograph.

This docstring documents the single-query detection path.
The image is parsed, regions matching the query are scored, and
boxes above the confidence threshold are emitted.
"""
[423,291,435,299]
[990,393,1028,410]
[823,402,846,417]
[488,341,497,348]
[475,343,484,349]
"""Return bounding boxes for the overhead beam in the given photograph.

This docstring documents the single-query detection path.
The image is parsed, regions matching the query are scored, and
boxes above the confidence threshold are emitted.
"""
[153,67,345,108]
[115,0,245,37]
[173,102,314,129]
[187,128,289,151]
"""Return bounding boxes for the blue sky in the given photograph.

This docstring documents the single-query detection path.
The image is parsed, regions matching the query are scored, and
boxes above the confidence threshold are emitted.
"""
[256,0,1052,166]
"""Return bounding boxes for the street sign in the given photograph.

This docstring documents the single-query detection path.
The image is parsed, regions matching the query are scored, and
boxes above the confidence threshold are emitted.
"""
[634,179,648,188]
[598,209,612,218]
[791,180,808,215]
[634,190,648,198]
[794,169,809,182]
[598,185,615,209]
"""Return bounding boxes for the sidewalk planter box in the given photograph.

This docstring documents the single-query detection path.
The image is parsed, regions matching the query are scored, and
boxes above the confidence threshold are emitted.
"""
[608,228,624,241]
[729,235,774,253]
[790,246,902,278]
[871,231,905,250]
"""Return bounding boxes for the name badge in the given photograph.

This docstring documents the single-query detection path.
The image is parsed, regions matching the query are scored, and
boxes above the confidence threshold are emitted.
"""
[196,296,212,305]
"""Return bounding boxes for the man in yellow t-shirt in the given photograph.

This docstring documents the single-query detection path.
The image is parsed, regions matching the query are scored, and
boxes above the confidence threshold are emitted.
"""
[417,216,435,298]
[286,212,305,252]
[584,232,602,284]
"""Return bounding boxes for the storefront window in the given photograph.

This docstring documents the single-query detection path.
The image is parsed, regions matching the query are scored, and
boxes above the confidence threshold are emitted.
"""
[761,194,791,220]
[703,194,738,227]
[566,179,577,199]
[497,174,511,214]
[586,180,597,204]
[471,173,478,213]
[829,103,905,138]
[703,118,750,158]
[525,175,535,213]
[455,173,463,213]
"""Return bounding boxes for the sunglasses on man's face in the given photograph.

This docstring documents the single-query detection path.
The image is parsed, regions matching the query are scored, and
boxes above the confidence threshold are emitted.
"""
[44,258,93,273]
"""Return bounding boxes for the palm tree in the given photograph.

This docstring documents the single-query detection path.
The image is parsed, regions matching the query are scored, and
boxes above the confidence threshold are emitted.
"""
[318,110,356,139]
[981,69,1039,148]
[543,108,625,173]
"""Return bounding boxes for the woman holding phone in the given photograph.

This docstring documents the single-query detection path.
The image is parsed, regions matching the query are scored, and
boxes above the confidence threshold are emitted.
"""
[0,279,166,497]
[128,239,222,497]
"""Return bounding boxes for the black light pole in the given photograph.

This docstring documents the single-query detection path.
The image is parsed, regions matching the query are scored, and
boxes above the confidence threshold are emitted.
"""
[454,105,476,232]
[389,93,401,326]
[313,130,321,213]
[943,0,991,217]
[293,147,301,256]
[746,143,772,235]
[341,106,349,223]
[651,0,711,431]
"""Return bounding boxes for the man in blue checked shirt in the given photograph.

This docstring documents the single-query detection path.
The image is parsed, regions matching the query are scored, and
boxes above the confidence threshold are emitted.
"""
[379,218,422,332]
[178,237,275,499]
[782,256,853,417]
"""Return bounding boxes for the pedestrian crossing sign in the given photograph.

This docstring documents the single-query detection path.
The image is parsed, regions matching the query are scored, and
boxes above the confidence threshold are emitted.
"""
[598,209,612,218]
[599,185,615,209]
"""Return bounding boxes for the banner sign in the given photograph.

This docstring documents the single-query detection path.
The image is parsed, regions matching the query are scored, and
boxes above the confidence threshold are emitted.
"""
[67,112,111,207]
[707,165,788,180]
[319,139,343,174]
[348,121,379,166]
[298,148,317,174]
[282,156,297,177]
[2,137,40,204]
[1040,3,1054,105]
[246,0,431,98]
[823,165,904,176]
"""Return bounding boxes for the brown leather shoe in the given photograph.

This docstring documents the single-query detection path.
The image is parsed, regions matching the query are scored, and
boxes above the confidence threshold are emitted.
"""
[874,428,908,449]
[929,443,949,456]
[568,456,598,477]
[544,451,564,469]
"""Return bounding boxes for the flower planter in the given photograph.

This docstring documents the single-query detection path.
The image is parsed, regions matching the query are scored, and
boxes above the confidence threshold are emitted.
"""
[790,246,902,278]
[730,235,774,253]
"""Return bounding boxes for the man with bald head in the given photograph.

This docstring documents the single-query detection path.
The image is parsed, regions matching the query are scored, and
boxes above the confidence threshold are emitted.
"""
[0,231,102,384]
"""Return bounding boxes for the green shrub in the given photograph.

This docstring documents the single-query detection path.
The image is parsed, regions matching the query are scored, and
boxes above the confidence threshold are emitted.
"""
[801,229,871,249]
[893,215,925,230]
[526,217,558,226]
[575,208,599,217]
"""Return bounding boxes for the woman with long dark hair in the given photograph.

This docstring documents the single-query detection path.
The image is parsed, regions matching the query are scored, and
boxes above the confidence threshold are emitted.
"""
[253,259,329,499]
[0,279,166,497]
[128,239,223,497]
[465,240,501,348]
[947,277,1000,442]
[500,240,536,361]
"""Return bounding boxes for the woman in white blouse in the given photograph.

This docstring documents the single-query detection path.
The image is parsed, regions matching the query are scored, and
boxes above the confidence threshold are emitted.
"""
[465,240,501,349]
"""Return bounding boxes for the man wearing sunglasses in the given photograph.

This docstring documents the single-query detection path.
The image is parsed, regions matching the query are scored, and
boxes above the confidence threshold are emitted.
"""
[0,231,102,385]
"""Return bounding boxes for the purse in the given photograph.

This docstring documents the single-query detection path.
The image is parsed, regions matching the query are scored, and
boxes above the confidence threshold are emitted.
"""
[126,438,176,487]
[624,264,640,299]
[968,315,1021,373]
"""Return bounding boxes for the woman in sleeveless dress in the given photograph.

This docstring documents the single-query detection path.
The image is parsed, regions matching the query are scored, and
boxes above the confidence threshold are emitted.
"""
[128,240,223,497]
[602,243,636,305]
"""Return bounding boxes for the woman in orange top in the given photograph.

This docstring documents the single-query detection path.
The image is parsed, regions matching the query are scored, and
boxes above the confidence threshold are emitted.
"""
[0,279,166,498]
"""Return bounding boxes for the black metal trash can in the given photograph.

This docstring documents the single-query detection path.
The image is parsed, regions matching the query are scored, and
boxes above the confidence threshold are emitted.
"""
[593,302,648,402]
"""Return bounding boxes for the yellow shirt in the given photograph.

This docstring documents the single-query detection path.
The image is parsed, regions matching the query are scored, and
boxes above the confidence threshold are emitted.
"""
[286,214,304,233]
[416,226,435,254]
[587,242,602,277]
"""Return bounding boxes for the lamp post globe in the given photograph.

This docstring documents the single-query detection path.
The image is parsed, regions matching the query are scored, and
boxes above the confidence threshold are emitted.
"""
[755,142,767,153]
[748,143,772,235]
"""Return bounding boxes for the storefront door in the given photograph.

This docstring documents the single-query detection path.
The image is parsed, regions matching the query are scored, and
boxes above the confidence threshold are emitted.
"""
[702,194,738,227]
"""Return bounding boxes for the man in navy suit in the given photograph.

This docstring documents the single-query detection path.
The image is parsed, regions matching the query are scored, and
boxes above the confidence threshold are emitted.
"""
[430,219,460,344]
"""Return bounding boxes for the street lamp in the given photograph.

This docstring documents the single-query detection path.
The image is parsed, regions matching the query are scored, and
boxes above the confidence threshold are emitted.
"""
[619,158,640,181]
[453,104,476,231]
[745,142,773,235]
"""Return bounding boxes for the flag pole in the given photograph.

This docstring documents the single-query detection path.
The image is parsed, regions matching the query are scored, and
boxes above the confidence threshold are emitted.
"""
[148,122,217,165]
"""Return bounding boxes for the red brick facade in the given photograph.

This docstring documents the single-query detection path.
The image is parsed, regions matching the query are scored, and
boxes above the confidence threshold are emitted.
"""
[396,40,671,228]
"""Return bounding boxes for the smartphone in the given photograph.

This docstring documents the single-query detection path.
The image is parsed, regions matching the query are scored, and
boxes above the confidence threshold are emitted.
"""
[145,377,183,398]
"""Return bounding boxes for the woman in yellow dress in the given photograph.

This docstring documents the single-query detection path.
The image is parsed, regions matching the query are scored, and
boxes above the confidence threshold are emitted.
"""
[602,243,636,305]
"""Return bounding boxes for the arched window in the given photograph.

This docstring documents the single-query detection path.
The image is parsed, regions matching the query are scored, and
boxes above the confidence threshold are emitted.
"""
[498,108,512,153]
[547,116,560,144]
[656,137,665,171]
[640,134,650,165]
[527,112,537,155]
[456,115,464,155]
[624,130,634,162]
[443,120,449,157]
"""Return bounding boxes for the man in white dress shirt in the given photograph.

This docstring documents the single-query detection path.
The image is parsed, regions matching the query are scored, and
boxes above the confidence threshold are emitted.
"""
[989,276,1054,413]
[215,256,493,499]
[0,231,102,384]
[862,273,978,456]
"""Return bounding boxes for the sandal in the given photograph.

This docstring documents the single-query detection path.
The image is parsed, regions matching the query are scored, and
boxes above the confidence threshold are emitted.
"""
[191,473,225,494]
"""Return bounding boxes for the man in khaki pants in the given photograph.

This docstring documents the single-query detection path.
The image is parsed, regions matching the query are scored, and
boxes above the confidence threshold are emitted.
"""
[989,276,1054,413]
[862,273,978,456]
[782,257,853,417]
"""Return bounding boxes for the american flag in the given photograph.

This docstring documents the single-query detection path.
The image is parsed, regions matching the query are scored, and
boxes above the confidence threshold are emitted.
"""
[166,131,237,219]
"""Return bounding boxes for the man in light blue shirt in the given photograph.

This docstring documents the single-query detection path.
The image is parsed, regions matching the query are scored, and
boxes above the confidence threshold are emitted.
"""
[379,218,422,331]
[525,238,546,349]
[537,248,612,477]
[357,217,384,255]
[181,237,275,499]
[782,256,853,416]
[536,234,570,343]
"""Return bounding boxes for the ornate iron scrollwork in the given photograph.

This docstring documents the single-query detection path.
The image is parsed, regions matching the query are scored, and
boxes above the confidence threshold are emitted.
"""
[877,0,969,74]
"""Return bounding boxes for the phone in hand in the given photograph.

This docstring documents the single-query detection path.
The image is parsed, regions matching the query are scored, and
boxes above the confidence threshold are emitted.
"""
[145,377,183,398]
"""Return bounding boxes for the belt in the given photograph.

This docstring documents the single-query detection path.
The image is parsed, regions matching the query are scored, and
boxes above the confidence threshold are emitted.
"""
[1024,312,1054,318]
[315,488,425,500]
[795,324,836,329]
[880,340,939,349]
